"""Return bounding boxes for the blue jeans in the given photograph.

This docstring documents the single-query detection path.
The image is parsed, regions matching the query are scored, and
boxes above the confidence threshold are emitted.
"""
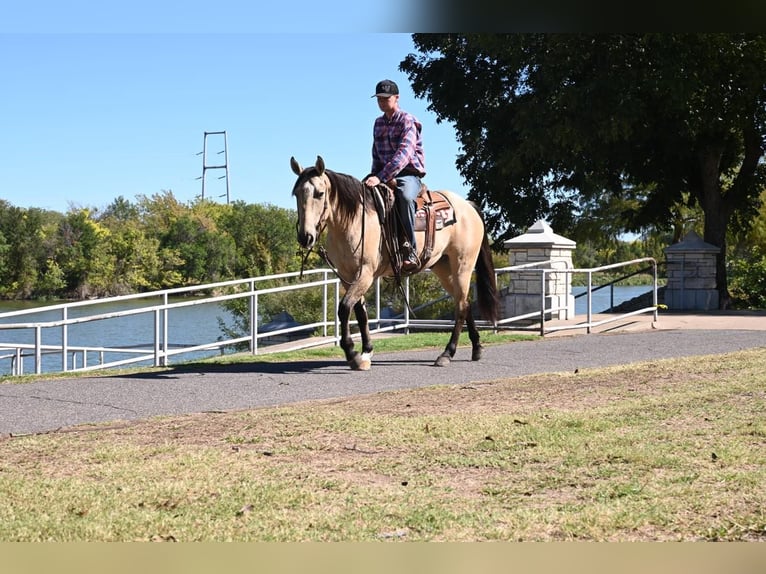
[395,175,421,251]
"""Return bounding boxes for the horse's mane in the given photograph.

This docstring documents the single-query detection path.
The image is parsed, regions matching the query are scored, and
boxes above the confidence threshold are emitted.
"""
[292,166,376,228]
[324,170,376,227]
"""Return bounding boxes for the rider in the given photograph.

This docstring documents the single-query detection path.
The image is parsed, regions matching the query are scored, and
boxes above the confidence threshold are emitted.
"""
[363,79,426,274]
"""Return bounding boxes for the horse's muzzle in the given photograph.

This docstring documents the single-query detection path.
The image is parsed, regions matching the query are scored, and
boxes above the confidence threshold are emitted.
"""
[297,231,316,249]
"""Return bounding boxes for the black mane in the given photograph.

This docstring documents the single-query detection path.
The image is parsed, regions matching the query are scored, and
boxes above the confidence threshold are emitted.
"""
[292,166,376,227]
[324,170,376,227]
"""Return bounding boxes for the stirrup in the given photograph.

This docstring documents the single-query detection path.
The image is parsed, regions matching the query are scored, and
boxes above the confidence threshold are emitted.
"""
[401,245,420,274]
[401,258,419,274]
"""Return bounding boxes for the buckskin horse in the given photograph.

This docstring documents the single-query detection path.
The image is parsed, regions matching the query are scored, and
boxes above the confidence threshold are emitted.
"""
[291,156,499,370]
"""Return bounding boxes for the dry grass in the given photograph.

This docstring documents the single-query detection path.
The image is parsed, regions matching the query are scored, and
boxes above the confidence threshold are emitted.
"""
[0,348,764,541]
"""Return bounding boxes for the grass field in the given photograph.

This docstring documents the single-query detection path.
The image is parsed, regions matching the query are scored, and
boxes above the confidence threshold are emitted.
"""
[0,339,764,542]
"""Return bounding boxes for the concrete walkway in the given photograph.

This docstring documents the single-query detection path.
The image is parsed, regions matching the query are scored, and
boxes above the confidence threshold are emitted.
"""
[543,309,766,335]
[1,310,764,437]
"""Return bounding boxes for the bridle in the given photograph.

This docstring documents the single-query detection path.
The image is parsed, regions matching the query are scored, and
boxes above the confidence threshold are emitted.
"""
[297,186,329,277]
[297,175,362,284]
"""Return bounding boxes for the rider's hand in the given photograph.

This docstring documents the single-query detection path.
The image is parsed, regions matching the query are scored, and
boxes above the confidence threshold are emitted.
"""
[364,176,380,187]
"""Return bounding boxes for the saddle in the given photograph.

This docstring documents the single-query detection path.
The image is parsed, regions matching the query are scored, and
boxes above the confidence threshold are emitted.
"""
[371,183,456,276]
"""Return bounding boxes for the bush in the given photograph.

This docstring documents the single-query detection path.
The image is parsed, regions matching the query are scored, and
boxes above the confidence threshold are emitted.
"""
[728,246,766,309]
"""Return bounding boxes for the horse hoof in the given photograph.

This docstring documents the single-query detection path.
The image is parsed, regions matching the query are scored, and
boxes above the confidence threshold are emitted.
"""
[434,355,451,367]
[349,354,372,371]
[472,346,483,361]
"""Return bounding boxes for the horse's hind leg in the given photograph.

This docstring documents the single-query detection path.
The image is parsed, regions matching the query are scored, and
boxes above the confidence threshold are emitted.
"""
[439,303,483,363]
[466,307,483,361]
[434,298,468,367]
[431,253,482,367]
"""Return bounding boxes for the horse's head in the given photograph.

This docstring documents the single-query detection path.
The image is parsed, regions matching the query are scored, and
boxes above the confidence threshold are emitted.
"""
[291,155,330,249]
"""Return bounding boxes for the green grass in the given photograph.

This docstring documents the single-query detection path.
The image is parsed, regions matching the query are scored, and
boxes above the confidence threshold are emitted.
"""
[1,348,764,541]
[205,330,534,364]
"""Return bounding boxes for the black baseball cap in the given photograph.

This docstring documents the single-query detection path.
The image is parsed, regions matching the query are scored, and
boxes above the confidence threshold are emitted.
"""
[373,79,399,97]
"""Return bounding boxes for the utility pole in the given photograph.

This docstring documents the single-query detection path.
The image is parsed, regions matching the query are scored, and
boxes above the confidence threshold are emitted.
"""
[196,130,230,203]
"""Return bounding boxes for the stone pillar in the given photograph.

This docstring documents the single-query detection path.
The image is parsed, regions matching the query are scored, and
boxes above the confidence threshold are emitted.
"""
[664,231,720,310]
[502,220,576,320]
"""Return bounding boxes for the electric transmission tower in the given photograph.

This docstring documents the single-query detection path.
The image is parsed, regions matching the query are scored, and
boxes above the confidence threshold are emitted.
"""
[197,130,230,203]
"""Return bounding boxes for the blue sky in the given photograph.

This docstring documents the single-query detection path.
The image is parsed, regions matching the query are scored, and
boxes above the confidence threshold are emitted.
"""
[2,4,469,214]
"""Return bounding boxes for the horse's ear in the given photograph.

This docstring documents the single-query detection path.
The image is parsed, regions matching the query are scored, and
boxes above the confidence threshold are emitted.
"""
[290,156,303,175]
[315,156,325,176]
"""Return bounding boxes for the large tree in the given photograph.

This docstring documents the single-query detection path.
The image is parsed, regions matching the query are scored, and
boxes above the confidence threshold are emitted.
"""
[401,34,766,307]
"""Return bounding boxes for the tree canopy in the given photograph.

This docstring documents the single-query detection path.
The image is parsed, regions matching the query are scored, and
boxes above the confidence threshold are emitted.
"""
[0,195,301,300]
[400,33,766,307]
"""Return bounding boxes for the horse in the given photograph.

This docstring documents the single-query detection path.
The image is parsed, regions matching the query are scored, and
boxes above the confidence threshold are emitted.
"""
[290,156,499,370]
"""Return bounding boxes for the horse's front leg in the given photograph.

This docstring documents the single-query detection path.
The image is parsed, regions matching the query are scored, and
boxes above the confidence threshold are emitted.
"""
[337,295,357,366]
[352,297,374,370]
[338,294,373,371]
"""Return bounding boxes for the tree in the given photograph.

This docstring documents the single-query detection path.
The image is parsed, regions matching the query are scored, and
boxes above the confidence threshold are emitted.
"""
[728,187,766,308]
[219,201,301,277]
[0,201,63,298]
[96,204,183,293]
[57,208,111,297]
[401,34,766,308]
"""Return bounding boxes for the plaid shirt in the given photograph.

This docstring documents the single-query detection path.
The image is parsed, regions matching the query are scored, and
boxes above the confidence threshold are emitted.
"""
[371,109,426,183]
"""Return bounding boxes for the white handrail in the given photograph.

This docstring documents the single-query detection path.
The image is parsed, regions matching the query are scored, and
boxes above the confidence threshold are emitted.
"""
[0,270,358,375]
[1,258,661,376]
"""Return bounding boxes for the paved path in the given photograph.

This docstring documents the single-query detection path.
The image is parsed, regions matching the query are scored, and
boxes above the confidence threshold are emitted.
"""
[1,311,764,436]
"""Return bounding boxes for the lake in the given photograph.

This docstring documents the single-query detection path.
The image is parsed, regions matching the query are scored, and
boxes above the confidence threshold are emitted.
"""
[572,285,654,315]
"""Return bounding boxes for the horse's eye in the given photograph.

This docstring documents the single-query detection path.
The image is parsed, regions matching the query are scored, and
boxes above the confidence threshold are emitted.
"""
[313,190,324,200]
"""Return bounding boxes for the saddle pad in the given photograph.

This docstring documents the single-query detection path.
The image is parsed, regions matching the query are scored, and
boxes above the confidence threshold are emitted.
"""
[414,191,456,231]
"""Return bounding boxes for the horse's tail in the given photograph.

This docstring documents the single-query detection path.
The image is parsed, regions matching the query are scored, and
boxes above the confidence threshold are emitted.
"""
[470,202,500,325]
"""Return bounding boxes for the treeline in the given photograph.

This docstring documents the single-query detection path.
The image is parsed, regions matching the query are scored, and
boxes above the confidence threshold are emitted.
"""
[0,192,300,300]
[1,190,764,309]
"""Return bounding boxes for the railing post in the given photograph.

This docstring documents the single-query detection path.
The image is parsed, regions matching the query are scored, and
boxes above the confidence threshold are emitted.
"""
[62,307,68,372]
[404,276,411,334]
[586,271,593,333]
[161,293,169,367]
[35,325,42,375]
[539,269,546,336]
[154,308,162,367]
[322,271,329,338]
[652,259,659,323]
[252,292,259,355]
[250,291,258,355]
[334,280,340,344]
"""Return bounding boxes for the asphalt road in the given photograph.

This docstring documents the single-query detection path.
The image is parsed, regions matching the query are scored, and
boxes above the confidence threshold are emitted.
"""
[1,326,764,436]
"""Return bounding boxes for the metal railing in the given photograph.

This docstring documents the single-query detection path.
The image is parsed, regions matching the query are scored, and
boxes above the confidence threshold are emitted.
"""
[539,257,659,335]
[0,270,344,376]
[0,258,660,376]
[402,257,658,336]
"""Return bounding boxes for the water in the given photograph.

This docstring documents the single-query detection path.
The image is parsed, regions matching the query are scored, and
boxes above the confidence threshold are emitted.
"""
[572,285,654,315]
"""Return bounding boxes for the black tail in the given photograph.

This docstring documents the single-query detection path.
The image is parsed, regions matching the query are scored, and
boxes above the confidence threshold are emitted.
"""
[470,202,499,324]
